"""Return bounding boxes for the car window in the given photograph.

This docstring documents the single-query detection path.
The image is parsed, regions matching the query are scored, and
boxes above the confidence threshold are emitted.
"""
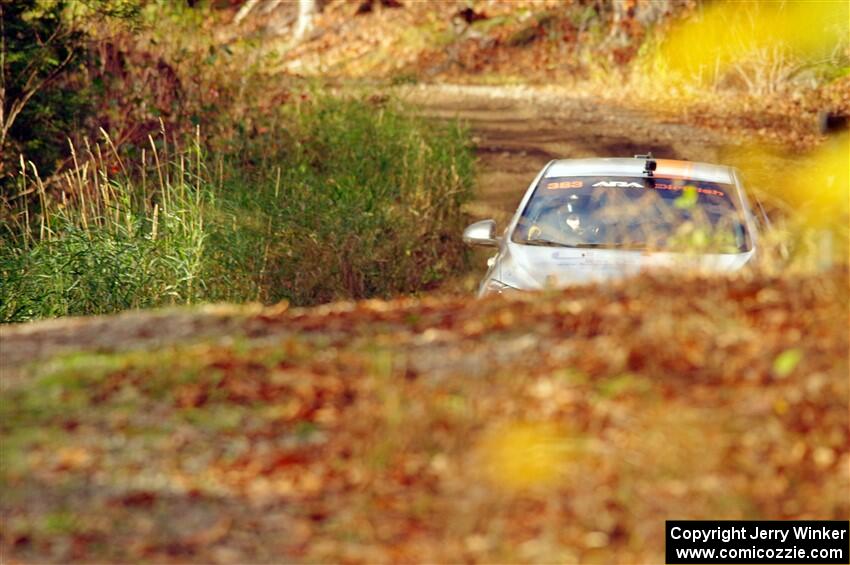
[512,175,751,252]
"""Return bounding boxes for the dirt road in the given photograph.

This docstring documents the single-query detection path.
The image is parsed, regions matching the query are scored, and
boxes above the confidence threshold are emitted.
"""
[404,84,729,223]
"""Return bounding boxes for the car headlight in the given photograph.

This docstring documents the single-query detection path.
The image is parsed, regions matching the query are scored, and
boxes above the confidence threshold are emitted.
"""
[484,279,520,295]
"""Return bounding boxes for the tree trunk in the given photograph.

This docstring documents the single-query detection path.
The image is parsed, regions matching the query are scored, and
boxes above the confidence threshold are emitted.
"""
[294,0,316,40]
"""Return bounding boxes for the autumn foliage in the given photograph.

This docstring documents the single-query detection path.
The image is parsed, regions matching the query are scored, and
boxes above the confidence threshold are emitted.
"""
[2,268,846,562]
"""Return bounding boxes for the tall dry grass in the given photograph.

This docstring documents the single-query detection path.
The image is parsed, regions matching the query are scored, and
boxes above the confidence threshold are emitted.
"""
[0,95,475,323]
[1,125,209,321]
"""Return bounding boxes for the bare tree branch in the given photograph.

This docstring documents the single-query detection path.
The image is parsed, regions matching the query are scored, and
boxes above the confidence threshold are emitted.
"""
[1,31,76,149]
[234,0,261,25]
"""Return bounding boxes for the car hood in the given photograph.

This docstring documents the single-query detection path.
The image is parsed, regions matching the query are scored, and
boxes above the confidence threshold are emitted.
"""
[496,241,754,289]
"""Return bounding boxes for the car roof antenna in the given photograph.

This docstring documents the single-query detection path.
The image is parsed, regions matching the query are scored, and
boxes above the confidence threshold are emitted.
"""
[634,152,657,177]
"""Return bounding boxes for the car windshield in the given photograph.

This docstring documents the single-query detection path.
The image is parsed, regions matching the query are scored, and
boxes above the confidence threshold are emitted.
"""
[512,175,751,252]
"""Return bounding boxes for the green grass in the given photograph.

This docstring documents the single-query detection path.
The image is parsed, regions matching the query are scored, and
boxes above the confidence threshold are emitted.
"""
[204,95,474,305]
[0,94,474,322]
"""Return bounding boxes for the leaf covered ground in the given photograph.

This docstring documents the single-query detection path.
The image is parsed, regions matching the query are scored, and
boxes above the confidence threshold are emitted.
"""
[2,269,847,563]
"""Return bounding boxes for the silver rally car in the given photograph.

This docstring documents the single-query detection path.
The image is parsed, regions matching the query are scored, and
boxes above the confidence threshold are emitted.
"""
[464,155,762,296]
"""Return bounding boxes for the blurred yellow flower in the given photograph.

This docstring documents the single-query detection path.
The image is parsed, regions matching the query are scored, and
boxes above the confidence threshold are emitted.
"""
[725,134,849,264]
[477,422,571,491]
[658,1,849,83]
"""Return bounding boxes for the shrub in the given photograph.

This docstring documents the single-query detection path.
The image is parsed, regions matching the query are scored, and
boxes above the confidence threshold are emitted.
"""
[215,95,474,305]
[0,95,474,322]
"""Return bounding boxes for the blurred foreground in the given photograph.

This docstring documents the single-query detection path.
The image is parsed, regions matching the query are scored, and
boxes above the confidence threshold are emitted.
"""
[2,268,847,562]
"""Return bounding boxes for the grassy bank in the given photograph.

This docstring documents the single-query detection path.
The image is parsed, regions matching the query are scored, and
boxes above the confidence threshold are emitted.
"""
[0,95,474,323]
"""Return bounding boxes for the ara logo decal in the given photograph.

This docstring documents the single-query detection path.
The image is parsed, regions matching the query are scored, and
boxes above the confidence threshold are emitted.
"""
[592,181,644,188]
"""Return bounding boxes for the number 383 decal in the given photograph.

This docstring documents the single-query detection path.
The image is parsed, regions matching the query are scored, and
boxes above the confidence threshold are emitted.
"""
[546,180,583,190]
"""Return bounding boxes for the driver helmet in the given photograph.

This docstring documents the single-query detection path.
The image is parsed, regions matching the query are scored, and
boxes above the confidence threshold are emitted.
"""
[557,194,590,233]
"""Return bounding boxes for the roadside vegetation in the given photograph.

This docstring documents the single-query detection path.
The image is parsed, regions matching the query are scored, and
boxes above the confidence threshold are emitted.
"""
[1,96,472,322]
[1,3,473,323]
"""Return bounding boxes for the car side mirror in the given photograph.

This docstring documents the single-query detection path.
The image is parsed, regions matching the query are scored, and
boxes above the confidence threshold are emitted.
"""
[463,219,499,247]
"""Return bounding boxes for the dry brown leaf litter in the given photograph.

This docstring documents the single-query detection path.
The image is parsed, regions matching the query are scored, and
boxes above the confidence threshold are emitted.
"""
[2,269,847,563]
